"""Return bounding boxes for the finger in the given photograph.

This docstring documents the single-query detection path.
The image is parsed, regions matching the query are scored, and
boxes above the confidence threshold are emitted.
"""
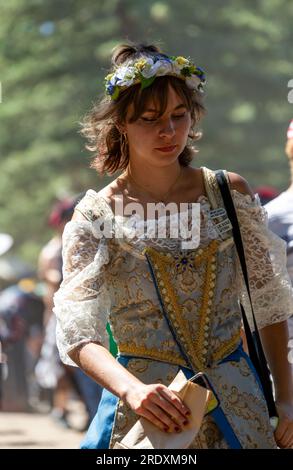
[151,392,189,428]
[146,400,183,432]
[278,427,293,448]
[283,436,293,449]
[274,419,289,443]
[139,407,171,433]
[159,387,191,418]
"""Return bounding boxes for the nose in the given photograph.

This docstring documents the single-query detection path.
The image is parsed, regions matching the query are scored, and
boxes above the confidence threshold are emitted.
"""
[159,118,176,138]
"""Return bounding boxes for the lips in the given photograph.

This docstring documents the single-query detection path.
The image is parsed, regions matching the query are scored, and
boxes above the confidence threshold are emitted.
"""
[156,145,177,152]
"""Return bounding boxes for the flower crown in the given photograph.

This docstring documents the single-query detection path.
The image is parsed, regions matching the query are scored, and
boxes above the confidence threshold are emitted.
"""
[104,54,206,100]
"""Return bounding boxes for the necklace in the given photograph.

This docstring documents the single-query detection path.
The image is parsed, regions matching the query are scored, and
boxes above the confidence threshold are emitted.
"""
[125,166,183,206]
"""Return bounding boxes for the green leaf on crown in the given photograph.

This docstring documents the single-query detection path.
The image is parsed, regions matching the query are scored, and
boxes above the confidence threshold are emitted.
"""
[140,76,156,90]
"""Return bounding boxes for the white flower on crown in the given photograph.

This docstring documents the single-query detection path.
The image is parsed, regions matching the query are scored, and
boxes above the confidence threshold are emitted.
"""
[133,58,172,79]
[171,64,182,76]
[115,65,137,87]
[136,58,155,78]
[150,59,173,77]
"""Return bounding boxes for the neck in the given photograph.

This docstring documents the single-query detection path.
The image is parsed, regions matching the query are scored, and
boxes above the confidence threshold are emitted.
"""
[125,161,183,200]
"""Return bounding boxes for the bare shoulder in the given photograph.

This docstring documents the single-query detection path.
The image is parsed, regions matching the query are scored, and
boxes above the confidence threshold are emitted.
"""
[227,171,255,199]
[71,209,88,222]
[72,175,126,223]
[95,179,123,210]
[71,181,118,222]
[96,182,117,203]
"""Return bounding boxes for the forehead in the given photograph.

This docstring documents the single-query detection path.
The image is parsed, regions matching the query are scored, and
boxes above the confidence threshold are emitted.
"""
[145,86,186,112]
[127,82,188,121]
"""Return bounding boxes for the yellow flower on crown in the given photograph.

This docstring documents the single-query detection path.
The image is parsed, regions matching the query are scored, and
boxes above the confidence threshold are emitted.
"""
[175,56,189,66]
[105,72,115,81]
[135,58,148,72]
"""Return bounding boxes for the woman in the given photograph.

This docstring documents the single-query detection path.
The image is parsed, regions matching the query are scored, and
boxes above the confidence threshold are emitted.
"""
[53,43,293,448]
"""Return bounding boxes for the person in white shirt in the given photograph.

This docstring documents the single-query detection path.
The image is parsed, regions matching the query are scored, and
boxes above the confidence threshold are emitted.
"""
[265,119,293,341]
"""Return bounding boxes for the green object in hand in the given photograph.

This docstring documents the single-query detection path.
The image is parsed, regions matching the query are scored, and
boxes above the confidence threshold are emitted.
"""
[106,322,118,357]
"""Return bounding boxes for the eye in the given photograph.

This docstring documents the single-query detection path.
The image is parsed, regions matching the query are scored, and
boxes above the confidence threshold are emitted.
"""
[173,113,186,119]
[141,113,186,122]
[141,116,158,122]
[141,112,186,122]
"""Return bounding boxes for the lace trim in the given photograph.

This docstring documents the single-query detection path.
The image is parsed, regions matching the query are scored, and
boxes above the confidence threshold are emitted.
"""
[82,186,256,224]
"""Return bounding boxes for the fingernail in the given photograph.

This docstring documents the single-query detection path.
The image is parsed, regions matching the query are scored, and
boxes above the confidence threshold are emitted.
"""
[175,426,181,433]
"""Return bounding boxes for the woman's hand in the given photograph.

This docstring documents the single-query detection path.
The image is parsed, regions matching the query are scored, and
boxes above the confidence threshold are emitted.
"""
[123,382,191,433]
[274,401,293,448]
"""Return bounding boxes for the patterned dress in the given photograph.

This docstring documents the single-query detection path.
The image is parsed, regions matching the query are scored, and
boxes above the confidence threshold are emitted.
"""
[53,166,293,449]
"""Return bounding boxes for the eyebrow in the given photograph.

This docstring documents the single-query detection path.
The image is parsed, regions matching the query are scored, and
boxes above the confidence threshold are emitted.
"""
[144,104,187,112]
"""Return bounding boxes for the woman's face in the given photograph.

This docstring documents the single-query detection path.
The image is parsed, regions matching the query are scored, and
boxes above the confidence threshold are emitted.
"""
[123,84,192,168]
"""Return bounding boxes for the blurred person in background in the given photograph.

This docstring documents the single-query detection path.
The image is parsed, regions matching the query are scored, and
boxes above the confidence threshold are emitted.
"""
[0,280,44,411]
[0,233,14,410]
[35,195,104,428]
[265,119,293,345]
[253,186,279,206]
[0,233,44,411]
[35,197,76,424]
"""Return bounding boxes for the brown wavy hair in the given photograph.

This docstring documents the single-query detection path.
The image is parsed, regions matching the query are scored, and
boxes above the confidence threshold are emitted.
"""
[80,42,206,176]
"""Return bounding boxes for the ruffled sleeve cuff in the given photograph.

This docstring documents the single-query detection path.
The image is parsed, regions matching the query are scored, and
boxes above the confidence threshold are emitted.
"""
[232,190,293,330]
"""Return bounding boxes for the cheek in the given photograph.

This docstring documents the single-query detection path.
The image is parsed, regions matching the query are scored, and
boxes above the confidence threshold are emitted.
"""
[177,117,191,135]
[127,126,153,147]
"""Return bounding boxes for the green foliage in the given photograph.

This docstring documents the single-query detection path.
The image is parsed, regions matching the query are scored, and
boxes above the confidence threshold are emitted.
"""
[0,0,292,266]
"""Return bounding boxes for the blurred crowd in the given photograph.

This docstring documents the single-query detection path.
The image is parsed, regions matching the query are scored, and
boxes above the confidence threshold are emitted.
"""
[0,192,105,431]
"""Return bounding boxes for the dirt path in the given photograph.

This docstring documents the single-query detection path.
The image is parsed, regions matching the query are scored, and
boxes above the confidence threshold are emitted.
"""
[0,411,85,449]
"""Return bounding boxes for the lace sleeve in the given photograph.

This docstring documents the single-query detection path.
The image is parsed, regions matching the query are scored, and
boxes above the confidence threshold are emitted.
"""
[233,190,293,330]
[53,193,112,366]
